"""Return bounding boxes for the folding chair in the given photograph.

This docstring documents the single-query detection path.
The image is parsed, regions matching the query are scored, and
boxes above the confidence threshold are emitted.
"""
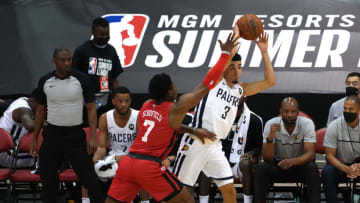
[0,128,14,202]
[10,130,43,203]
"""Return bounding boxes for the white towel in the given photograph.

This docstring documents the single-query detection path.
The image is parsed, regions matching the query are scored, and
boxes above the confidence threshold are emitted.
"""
[230,103,251,163]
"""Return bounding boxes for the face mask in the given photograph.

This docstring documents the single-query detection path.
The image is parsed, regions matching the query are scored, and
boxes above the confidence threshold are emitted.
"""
[346,87,359,96]
[282,118,296,127]
[344,111,358,123]
[94,37,109,46]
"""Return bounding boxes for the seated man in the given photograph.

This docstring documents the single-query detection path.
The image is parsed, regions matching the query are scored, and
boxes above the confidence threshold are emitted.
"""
[196,97,263,203]
[254,97,320,203]
[92,86,149,203]
[0,89,38,168]
[322,95,360,203]
[327,72,360,126]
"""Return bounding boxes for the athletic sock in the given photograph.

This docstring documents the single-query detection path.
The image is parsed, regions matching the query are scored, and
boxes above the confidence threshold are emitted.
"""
[243,194,253,203]
[81,197,90,203]
[199,195,209,203]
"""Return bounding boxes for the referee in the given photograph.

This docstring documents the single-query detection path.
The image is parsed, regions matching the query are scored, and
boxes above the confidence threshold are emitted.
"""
[30,48,104,203]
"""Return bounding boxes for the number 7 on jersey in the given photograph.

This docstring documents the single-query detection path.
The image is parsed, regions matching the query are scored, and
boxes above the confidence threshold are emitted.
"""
[142,119,155,142]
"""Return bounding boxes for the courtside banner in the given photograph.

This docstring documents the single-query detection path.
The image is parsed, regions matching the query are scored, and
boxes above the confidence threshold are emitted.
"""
[1,0,359,94]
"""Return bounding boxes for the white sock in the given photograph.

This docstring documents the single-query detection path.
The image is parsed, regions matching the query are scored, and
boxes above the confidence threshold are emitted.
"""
[243,194,253,203]
[199,195,209,203]
[82,197,90,203]
[140,201,149,203]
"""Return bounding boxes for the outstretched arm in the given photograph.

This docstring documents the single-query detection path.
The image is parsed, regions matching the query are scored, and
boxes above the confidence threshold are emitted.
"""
[242,32,275,96]
[168,33,239,130]
[178,124,216,144]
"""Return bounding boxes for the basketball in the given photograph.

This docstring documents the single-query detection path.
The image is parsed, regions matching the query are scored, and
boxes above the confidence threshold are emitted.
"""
[235,14,264,40]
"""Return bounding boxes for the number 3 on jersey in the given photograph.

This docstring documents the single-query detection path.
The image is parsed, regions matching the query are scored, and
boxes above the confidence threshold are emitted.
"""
[221,106,231,119]
[142,119,155,142]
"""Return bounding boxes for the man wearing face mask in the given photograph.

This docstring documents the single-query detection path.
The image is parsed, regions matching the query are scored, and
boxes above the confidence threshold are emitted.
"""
[72,17,123,112]
[254,97,320,203]
[327,72,360,126]
[322,95,360,203]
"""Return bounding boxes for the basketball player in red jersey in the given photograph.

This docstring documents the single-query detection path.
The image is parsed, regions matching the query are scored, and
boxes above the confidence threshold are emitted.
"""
[105,33,240,203]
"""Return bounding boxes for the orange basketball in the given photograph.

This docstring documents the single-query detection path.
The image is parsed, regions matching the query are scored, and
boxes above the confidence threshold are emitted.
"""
[235,14,264,40]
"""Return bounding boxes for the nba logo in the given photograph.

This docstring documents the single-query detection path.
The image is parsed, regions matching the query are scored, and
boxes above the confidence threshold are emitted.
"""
[89,57,97,75]
[102,14,149,68]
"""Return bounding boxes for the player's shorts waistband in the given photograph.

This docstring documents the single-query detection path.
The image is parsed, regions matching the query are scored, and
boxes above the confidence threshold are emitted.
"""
[127,152,162,164]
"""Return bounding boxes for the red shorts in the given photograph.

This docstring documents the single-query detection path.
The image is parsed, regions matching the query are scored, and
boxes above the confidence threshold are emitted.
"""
[107,155,183,203]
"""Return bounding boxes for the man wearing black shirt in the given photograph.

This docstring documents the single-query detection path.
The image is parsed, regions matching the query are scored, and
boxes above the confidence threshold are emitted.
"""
[72,17,123,110]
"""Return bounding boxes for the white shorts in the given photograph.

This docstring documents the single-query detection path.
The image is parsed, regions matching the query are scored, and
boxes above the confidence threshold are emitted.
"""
[172,134,233,187]
[231,161,243,180]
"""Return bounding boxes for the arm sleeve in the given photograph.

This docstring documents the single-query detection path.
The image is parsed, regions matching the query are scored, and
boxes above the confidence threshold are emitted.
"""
[303,119,317,143]
[110,49,124,79]
[36,77,47,105]
[77,72,95,103]
[323,122,338,149]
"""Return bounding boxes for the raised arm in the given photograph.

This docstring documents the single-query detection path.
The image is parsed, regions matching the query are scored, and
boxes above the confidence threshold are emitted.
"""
[168,33,239,129]
[242,32,275,96]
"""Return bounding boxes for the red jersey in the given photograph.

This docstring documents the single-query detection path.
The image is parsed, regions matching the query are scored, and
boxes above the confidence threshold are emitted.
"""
[129,100,176,160]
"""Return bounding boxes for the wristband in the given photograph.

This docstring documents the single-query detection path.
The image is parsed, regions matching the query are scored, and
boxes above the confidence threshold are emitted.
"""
[202,53,229,89]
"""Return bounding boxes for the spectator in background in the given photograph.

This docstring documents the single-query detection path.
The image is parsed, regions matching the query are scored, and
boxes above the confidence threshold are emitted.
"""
[255,97,320,203]
[327,72,360,126]
[72,17,123,114]
[322,95,360,203]
[0,89,38,168]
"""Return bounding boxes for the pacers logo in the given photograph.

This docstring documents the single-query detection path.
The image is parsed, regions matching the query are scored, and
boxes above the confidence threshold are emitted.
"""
[103,14,149,68]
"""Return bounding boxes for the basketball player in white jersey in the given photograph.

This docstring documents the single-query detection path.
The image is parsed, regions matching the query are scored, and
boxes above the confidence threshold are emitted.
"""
[90,86,150,203]
[93,86,138,163]
[173,32,275,203]
[0,89,38,168]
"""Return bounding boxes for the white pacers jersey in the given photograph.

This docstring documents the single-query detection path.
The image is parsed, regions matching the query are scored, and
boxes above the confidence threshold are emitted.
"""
[107,108,138,156]
[174,80,242,186]
[191,79,243,142]
[0,97,31,146]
